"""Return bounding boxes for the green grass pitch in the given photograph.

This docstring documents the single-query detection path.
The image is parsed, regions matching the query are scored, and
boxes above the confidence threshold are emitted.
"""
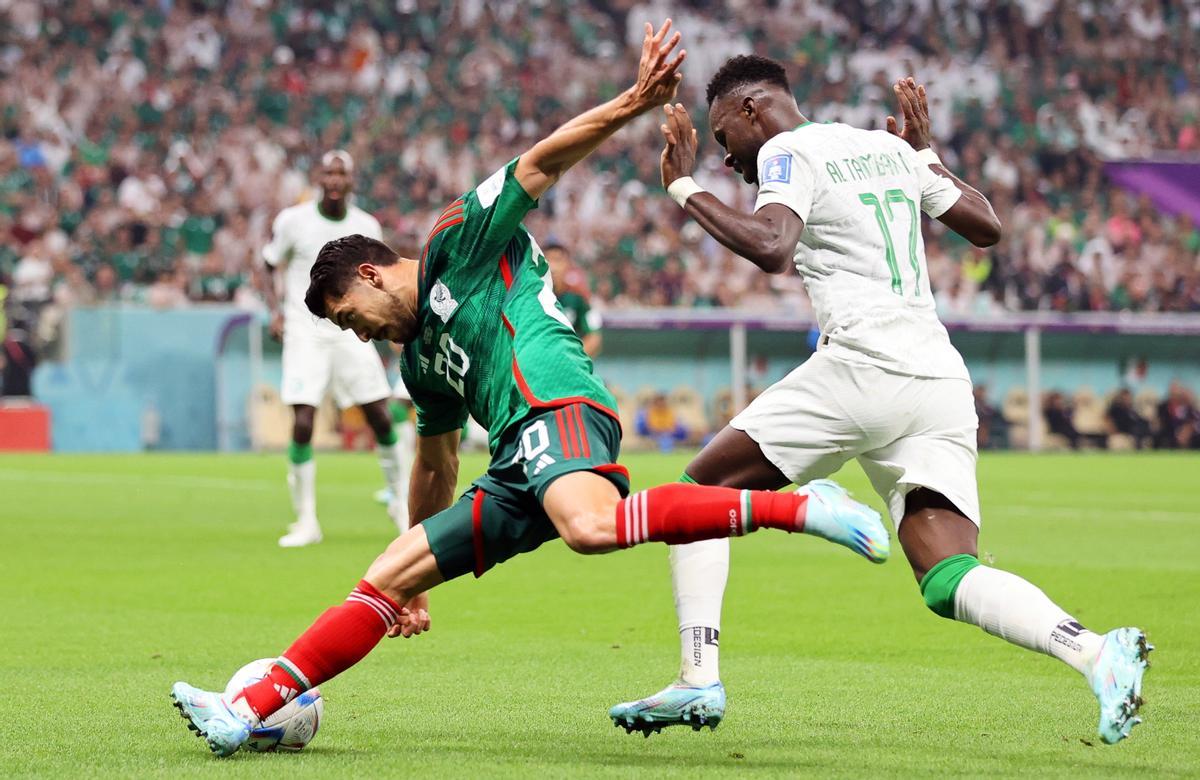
[0,451,1196,777]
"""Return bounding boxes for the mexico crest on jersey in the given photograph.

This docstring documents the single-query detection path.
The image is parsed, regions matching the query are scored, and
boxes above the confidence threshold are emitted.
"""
[762,154,792,184]
[430,279,458,322]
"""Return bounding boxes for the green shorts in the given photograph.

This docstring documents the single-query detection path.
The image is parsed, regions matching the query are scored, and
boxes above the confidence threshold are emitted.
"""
[422,403,629,580]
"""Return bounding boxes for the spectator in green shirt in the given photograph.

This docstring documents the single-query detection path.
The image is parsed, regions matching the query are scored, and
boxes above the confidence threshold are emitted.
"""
[546,243,602,358]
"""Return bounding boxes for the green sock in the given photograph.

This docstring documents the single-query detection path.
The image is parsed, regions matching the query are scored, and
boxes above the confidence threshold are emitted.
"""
[919,553,980,618]
[288,441,313,465]
[376,427,399,447]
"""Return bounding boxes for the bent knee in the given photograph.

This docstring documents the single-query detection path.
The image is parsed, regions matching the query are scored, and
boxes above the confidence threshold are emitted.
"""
[363,408,393,437]
[292,420,315,444]
[558,513,615,554]
[917,552,980,619]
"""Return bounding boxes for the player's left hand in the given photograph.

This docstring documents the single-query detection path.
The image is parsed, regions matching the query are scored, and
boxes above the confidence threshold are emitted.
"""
[660,102,699,187]
[631,19,686,111]
[388,592,430,639]
[886,76,932,151]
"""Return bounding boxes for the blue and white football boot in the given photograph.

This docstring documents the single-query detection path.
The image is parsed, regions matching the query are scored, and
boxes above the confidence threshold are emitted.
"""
[170,682,251,757]
[609,682,726,737]
[799,479,890,563]
[1089,627,1152,744]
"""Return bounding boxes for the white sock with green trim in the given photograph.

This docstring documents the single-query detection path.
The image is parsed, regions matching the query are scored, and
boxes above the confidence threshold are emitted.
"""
[287,459,317,528]
[377,439,406,499]
[953,566,1104,676]
[671,539,728,687]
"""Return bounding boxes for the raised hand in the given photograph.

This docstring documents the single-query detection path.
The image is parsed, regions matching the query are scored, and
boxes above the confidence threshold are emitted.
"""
[632,20,686,111]
[886,76,932,151]
[660,102,699,188]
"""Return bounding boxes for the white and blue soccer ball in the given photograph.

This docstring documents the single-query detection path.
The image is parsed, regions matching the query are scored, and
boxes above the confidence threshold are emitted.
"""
[224,658,324,752]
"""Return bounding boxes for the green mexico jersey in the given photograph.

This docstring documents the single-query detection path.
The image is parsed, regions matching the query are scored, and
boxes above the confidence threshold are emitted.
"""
[399,159,616,451]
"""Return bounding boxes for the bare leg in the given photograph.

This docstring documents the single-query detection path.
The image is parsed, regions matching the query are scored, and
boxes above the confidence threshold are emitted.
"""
[898,488,1111,685]
[685,425,790,490]
[897,488,977,581]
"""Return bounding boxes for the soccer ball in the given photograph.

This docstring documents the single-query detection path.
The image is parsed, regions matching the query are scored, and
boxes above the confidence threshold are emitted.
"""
[224,658,324,752]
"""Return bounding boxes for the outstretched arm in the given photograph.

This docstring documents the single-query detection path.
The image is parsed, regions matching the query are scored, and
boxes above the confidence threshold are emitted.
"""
[514,20,686,200]
[887,77,1001,247]
[659,104,804,274]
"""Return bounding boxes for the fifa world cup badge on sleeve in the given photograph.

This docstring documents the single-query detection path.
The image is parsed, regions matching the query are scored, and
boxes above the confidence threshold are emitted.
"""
[430,279,458,321]
[762,154,792,184]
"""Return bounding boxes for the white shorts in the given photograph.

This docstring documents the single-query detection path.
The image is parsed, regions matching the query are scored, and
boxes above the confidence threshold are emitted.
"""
[281,327,391,408]
[730,351,980,527]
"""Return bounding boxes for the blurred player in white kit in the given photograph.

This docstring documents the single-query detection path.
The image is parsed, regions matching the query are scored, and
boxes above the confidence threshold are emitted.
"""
[262,150,412,547]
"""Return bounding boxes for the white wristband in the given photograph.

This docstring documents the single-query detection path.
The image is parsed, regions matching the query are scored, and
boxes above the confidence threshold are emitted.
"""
[916,147,942,167]
[667,176,705,207]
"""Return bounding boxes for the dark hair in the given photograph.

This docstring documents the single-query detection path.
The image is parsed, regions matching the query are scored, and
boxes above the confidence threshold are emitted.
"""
[705,55,790,106]
[543,242,568,255]
[305,234,398,319]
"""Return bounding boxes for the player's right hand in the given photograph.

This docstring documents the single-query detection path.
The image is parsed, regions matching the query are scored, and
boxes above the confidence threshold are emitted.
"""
[268,310,285,341]
[886,76,933,151]
[660,103,699,188]
[631,19,686,112]
[388,592,430,639]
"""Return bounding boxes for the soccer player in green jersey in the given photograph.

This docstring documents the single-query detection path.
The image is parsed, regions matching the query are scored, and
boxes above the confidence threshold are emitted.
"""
[169,22,890,756]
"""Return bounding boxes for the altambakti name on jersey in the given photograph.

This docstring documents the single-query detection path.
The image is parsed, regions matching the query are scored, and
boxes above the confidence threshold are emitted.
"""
[399,159,617,451]
[754,121,969,381]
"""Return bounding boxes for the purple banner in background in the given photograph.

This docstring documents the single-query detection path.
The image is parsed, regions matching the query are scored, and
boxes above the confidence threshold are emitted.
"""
[1104,160,1200,225]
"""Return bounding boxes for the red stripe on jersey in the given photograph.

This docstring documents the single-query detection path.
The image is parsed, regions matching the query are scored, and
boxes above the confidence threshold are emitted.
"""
[565,407,581,459]
[431,208,464,229]
[572,404,591,458]
[503,315,622,434]
[421,198,465,280]
[509,354,621,433]
[594,463,631,483]
[436,199,464,219]
[554,410,571,459]
[427,216,464,241]
[471,490,486,578]
[498,254,513,290]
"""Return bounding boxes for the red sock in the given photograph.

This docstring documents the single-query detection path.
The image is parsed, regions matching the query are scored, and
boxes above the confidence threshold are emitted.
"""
[615,484,807,548]
[237,580,400,720]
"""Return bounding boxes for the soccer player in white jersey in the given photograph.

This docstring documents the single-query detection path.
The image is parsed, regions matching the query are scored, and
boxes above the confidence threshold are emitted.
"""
[373,350,416,508]
[262,150,411,547]
[609,56,1150,745]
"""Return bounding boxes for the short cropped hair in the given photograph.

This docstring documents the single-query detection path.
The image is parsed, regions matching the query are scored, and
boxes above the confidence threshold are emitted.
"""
[321,149,354,172]
[705,55,790,106]
[305,234,398,319]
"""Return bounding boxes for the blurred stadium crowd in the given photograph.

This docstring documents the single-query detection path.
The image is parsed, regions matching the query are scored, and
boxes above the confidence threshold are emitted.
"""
[2,0,1199,325]
[1,0,1198,447]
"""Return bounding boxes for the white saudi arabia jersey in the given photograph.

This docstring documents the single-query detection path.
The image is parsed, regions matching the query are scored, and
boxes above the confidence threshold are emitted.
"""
[754,121,969,380]
[262,200,383,336]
